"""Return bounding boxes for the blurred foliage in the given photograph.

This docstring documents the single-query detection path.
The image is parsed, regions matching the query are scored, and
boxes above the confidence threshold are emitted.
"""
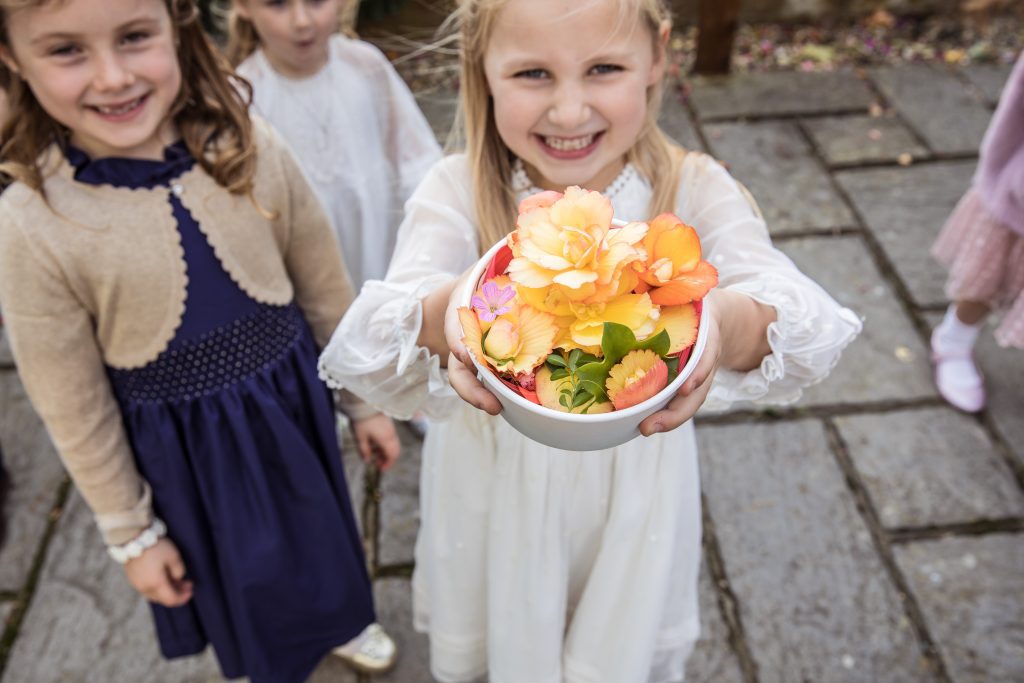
[358,0,410,22]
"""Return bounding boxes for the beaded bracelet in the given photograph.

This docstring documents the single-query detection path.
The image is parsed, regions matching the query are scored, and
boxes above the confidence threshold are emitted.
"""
[107,518,167,564]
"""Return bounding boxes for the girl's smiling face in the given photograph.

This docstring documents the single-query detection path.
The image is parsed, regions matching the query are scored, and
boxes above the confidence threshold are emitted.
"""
[1,0,181,160]
[483,0,666,193]
[234,0,340,79]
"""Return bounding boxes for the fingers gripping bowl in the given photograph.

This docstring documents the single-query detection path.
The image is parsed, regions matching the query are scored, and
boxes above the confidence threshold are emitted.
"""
[455,188,717,451]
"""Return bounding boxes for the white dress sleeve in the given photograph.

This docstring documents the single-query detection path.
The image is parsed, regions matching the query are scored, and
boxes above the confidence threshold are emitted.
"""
[318,156,479,420]
[678,154,862,410]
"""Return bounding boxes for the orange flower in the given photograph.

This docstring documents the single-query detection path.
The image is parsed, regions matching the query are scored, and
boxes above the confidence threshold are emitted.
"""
[633,213,718,305]
[605,349,669,410]
[508,187,647,306]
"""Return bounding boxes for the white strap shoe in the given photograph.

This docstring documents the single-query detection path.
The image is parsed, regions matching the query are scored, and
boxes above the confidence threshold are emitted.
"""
[332,623,397,674]
[931,334,985,413]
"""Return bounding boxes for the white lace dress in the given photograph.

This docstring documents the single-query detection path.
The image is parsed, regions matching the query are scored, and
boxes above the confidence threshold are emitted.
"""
[319,154,861,683]
[237,35,442,288]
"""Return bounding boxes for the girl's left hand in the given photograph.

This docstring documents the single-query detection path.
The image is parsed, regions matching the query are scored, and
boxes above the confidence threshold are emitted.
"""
[352,413,402,471]
[638,303,723,437]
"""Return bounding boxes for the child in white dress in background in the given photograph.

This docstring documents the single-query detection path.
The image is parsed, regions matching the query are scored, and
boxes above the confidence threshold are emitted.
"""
[228,0,442,288]
[320,0,861,681]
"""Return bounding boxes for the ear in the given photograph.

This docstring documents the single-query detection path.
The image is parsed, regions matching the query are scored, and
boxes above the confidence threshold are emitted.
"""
[0,44,20,76]
[647,19,671,87]
[232,0,252,21]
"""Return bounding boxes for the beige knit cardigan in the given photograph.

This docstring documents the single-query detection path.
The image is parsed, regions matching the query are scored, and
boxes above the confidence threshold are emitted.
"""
[0,120,363,544]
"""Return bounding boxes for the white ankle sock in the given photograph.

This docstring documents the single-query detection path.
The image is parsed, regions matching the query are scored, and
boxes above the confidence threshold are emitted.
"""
[933,304,981,355]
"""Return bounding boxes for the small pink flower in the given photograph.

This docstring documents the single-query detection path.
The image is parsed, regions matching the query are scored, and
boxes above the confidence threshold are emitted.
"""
[472,280,516,322]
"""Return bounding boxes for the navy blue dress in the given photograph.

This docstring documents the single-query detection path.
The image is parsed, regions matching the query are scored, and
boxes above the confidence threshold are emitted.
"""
[69,143,375,683]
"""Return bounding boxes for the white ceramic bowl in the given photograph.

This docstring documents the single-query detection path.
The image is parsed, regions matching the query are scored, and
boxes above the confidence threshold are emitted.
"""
[458,236,710,451]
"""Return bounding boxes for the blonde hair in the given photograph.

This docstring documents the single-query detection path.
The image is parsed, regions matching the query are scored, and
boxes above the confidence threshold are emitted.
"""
[0,0,257,196]
[451,0,684,253]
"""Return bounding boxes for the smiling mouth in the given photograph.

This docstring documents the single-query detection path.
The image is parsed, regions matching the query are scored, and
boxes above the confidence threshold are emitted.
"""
[90,95,147,117]
[541,133,600,151]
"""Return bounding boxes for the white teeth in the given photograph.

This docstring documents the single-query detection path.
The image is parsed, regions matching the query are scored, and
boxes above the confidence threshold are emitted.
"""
[544,134,595,151]
[96,97,143,115]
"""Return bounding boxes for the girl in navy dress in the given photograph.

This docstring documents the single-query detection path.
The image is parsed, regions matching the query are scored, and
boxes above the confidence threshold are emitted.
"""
[0,0,399,680]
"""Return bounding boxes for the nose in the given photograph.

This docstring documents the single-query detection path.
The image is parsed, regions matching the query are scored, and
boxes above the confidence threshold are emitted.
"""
[291,2,313,29]
[547,81,591,130]
[93,50,134,92]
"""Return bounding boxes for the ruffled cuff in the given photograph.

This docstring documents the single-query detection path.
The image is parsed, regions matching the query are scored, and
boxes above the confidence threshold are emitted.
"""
[95,480,154,546]
[318,277,459,421]
[704,275,862,412]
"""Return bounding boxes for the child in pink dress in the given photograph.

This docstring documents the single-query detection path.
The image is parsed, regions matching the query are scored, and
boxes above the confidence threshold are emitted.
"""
[931,53,1024,412]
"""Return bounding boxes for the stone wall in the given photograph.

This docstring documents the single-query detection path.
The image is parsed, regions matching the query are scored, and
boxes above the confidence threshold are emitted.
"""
[673,0,962,23]
[361,0,966,34]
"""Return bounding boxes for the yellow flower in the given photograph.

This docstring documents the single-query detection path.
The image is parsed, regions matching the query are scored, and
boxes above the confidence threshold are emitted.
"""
[508,187,647,306]
[458,300,559,376]
[566,292,659,352]
[606,349,669,410]
[633,213,718,305]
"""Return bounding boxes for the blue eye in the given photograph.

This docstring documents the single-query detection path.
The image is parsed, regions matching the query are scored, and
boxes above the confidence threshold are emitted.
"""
[590,64,623,75]
[514,68,548,79]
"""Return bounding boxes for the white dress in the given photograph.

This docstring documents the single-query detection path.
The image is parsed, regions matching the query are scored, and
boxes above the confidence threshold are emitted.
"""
[237,35,442,288]
[318,154,862,683]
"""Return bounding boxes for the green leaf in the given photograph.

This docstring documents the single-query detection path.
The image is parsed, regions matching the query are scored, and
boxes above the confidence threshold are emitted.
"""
[575,364,610,402]
[665,356,681,383]
[546,353,567,368]
[571,391,593,409]
[550,368,569,381]
[600,322,638,366]
[637,329,670,357]
[559,394,570,408]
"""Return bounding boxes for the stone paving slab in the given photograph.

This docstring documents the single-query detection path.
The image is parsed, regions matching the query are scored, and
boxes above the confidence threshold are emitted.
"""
[834,408,1024,529]
[704,121,855,234]
[0,372,67,593]
[893,534,1024,683]
[836,160,975,308]
[2,492,225,683]
[690,70,874,121]
[961,63,1013,106]
[778,236,937,407]
[977,327,1024,471]
[379,425,423,567]
[698,420,937,682]
[869,65,993,156]
[802,114,928,166]
[684,562,744,683]
[924,311,1024,471]
[372,578,432,683]
[659,91,705,152]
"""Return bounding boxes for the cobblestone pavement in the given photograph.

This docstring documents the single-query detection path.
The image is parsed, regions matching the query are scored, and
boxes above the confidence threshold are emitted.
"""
[2,61,1023,683]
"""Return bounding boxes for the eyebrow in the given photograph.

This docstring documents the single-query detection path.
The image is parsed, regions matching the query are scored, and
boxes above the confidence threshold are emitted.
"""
[28,15,161,46]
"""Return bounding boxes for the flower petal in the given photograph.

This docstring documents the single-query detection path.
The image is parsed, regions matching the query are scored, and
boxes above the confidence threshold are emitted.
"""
[458,307,486,364]
[649,261,719,305]
[654,303,699,354]
[518,190,563,214]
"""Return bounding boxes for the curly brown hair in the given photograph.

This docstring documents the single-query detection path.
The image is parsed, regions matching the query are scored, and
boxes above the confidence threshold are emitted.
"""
[0,0,257,195]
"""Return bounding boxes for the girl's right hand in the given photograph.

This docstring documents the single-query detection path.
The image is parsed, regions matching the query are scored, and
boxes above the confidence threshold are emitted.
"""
[443,278,502,416]
[122,537,194,607]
